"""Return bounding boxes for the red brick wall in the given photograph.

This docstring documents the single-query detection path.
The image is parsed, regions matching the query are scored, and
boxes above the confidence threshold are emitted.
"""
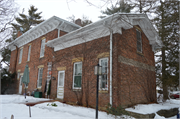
[113,26,156,107]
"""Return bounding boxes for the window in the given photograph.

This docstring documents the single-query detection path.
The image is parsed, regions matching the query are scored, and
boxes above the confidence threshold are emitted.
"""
[18,48,23,64]
[40,39,46,58]
[17,72,20,80]
[73,62,82,89]
[27,45,31,61]
[99,58,108,90]
[37,68,43,88]
[136,29,142,53]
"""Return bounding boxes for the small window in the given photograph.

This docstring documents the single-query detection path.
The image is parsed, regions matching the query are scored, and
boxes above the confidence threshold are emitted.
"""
[17,72,20,80]
[136,29,142,53]
[19,48,23,63]
[73,62,82,89]
[40,39,46,58]
[27,45,31,61]
[37,68,43,88]
[99,58,108,90]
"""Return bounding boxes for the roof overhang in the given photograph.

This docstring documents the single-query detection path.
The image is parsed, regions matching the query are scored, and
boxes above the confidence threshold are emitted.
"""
[8,16,81,51]
[46,13,162,52]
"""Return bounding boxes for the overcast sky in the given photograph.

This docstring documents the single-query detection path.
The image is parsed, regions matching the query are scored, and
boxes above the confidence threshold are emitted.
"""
[15,0,113,22]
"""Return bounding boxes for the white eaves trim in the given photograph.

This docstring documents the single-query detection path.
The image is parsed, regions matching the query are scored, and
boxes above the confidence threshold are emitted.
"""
[46,13,163,52]
[8,16,81,51]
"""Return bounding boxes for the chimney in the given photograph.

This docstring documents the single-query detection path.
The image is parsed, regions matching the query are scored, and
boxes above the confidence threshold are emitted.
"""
[75,19,82,26]
[17,31,22,38]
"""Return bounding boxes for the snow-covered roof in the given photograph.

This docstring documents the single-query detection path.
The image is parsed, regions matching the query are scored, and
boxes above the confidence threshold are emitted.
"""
[8,16,81,51]
[46,13,162,52]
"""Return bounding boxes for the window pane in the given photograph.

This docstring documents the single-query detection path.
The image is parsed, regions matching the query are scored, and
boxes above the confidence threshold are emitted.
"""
[99,58,108,89]
[19,48,23,63]
[38,68,43,87]
[59,72,64,86]
[75,63,82,75]
[74,76,81,87]
[40,39,45,57]
[27,45,31,61]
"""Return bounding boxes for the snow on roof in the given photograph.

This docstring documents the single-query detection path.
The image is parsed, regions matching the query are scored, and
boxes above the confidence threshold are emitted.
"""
[46,13,162,52]
[8,16,81,51]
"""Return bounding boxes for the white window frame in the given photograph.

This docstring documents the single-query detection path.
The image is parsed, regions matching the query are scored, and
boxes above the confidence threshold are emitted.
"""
[73,62,82,89]
[27,45,31,61]
[136,29,142,53]
[99,57,108,90]
[40,39,46,58]
[37,68,43,88]
[17,72,20,80]
[18,48,23,64]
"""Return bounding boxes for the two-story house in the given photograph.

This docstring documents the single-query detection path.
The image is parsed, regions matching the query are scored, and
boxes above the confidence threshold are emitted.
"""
[8,13,162,108]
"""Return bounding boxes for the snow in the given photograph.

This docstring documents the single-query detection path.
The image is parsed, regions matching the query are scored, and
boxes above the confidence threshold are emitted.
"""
[1,94,179,119]
[0,95,133,119]
[126,99,180,115]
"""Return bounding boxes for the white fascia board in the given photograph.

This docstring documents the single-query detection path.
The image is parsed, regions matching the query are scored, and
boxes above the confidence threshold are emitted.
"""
[8,16,81,51]
[47,13,162,52]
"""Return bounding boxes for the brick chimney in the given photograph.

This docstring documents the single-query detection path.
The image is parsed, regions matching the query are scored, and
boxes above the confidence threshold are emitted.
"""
[17,31,22,38]
[75,19,82,26]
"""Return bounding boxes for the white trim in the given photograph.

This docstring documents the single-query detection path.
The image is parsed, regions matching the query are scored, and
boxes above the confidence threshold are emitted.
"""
[57,70,65,99]
[8,16,81,51]
[99,57,109,90]
[73,62,82,89]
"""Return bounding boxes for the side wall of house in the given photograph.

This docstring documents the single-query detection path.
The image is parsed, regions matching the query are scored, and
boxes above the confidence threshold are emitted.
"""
[9,29,64,95]
[114,26,156,107]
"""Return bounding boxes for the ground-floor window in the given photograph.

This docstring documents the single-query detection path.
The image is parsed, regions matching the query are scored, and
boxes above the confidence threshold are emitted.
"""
[73,62,82,89]
[99,58,108,90]
[37,68,43,88]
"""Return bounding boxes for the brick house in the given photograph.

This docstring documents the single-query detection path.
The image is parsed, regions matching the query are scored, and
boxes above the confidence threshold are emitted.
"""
[8,13,162,108]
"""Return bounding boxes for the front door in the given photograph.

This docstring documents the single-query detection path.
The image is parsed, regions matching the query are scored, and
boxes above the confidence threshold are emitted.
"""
[19,75,23,94]
[57,71,65,99]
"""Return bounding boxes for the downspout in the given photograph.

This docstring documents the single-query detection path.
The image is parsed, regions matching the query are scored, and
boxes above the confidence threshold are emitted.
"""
[109,29,113,106]
[103,21,113,106]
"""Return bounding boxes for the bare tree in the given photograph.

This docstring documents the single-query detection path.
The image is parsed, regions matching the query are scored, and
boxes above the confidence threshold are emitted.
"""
[0,0,18,47]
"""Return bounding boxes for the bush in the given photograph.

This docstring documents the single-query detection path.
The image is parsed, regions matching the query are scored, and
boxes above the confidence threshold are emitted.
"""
[106,103,129,117]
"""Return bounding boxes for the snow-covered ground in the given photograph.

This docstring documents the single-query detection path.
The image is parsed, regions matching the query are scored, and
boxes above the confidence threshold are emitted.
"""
[0,95,133,119]
[0,95,179,119]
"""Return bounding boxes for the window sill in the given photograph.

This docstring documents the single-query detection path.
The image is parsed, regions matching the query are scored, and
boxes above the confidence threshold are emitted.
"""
[39,56,44,59]
[26,61,30,62]
[18,63,21,65]
[72,88,81,91]
[37,87,42,90]
[99,90,108,93]
[137,51,144,56]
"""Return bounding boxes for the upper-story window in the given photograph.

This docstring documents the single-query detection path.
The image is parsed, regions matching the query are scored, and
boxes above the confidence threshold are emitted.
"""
[18,47,23,64]
[99,58,108,90]
[136,29,142,53]
[73,62,82,89]
[27,45,31,61]
[40,39,46,58]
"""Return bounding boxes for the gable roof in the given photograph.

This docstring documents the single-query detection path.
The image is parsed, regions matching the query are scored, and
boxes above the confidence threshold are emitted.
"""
[8,16,81,51]
[46,13,162,52]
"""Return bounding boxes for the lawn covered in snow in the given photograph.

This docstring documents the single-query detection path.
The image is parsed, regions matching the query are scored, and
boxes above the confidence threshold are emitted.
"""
[0,94,179,119]
[0,95,133,119]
